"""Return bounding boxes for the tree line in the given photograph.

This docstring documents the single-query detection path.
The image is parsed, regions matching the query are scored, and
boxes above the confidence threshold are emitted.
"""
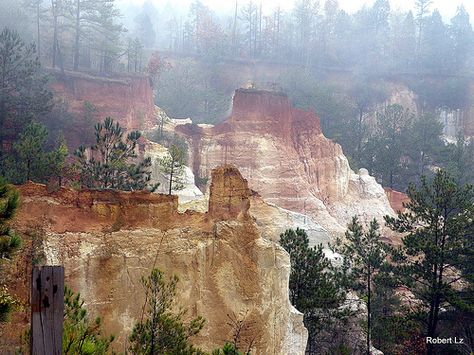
[129,0,473,76]
[3,0,472,78]
[0,0,153,74]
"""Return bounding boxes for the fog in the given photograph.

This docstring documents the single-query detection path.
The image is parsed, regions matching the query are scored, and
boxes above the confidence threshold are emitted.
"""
[1,0,474,354]
[117,0,474,21]
[1,0,473,188]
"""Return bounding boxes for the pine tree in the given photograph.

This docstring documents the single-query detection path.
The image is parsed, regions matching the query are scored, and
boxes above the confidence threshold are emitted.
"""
[385,170,474,355]
[22,0,48,59]
[372,104,413,189]
[63,286,114,354]
[6,121,49,183]
[348,81,387,163]
[280,228,348,353]
[420,10,451,73]
[135,12,156,48]
[0,177,21,322]
[66,0,124,71]
[0,27,52,167]
[127,37,144,73]
[450,5,474,73]
[48,133,69,186]
[444,134,474,186]
[75,117,157,191]
[334,217,390,355]
[3,121,67,185]
[129,268,206,355]
[406,112,443,182]
[159,143,186,195]
[414,0,433,66]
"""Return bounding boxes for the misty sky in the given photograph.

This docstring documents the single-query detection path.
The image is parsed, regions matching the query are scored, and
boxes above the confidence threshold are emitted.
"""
[118,0,474,20]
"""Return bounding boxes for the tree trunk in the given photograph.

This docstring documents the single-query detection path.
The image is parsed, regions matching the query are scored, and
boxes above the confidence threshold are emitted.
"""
[367,267,371,355]
[56,38,65,76]
[427,245,440,355]
[428,259,445,355]
[168,163,174,195]
[232,1,238,53]
[52,0,58,68]
[73,0,80,71]
[36,1,41,59]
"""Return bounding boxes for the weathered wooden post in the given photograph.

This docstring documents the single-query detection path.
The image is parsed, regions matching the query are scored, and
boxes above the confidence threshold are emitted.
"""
[30,266,64,355]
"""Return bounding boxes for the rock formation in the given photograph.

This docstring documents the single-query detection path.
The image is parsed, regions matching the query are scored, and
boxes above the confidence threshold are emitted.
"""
[6,166,308,354]
[49,70,157,147]
[176,89,395,236]
[384,188,410,213]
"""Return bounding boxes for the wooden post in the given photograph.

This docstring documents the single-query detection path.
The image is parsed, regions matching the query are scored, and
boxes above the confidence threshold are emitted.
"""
[31,266,64,355]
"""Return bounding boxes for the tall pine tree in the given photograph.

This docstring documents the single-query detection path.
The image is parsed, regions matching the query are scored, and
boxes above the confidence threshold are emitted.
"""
[334,217,389,355]
[0,27,52,170]
[280,228,348,354]
[385,170,474,355]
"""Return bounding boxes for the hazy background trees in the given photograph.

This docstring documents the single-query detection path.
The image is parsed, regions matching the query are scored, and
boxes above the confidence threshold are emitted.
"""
[1,0,473,192]
[1,0,472,76]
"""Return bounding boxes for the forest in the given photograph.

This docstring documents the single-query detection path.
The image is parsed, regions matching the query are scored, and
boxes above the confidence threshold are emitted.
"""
[0,0,473,354]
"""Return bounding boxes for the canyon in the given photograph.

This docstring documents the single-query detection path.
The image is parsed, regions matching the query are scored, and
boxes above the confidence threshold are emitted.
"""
[1,71,402,353]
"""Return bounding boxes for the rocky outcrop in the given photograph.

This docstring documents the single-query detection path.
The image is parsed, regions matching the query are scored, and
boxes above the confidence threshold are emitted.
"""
[385,188,410,213]
[6,166,307,354]
[249,195,331,248]
[177,89,394,236]
[49,70,157,147]
[208,165,251,219]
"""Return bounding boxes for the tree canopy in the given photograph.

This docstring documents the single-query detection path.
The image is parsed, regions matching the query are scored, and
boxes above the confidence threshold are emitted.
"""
[75,117,157,191]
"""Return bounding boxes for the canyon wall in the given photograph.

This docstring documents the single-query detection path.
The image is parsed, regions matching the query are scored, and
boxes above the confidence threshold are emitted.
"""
[177,89,394,236]
[49,70,157,147]
[6,166,307,354]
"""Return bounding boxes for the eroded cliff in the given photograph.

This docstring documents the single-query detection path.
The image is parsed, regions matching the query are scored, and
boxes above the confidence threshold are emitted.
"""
[50,70,157,147]
[177,89,394,236]
[7,166,307,354]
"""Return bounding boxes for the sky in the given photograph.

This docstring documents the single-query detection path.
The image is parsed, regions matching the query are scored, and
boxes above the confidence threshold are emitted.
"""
[118,0,474,20]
